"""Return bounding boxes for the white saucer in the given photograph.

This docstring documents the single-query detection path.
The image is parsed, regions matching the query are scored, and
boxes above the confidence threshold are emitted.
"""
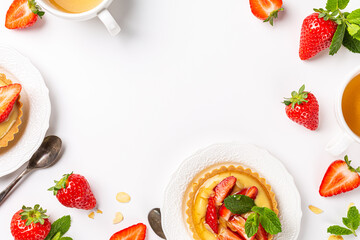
[162,143,302,240]
[0,46,51,177]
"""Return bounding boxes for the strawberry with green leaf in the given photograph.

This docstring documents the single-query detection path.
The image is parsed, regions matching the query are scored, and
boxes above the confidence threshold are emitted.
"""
[5,0,44,29]
[299,0,360,60]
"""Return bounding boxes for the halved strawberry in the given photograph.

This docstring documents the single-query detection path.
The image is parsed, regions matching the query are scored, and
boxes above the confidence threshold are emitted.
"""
[249,0,284,25]
[319,156,360,197]
[255,224,269,240]
[5,0,44,29]
[0,84,21,123]
[244,186,258,200]
[214,176,237,205]
[218,227,242,240]
[109,223,146,240]
[205,195,218,234]
[228,216,256,240]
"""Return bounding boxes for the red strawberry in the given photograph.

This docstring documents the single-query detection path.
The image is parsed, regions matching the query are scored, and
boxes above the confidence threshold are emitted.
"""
[214,176,237,205]
[249,0,284,25]
[255,224,269,240]
[319,156,360,197]
[205,195,218,234]
[228,216,256,240]
[299,13,338,60]
[244,186,258,200]
[218,227,242,240]
[5,0,44,29]
[283,84,319,131]
[49,173,97,210]
[0,84,21,123]
[109,223,146,240]
[10,205,51,240]
[219,204,232,221]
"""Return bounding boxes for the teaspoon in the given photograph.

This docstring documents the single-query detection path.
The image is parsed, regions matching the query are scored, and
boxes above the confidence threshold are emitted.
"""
[0,135,62,205]
[148,208,166,239]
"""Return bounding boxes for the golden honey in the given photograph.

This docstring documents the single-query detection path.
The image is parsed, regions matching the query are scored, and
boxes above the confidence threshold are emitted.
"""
[49,0,103,13]
[342,74,360,137]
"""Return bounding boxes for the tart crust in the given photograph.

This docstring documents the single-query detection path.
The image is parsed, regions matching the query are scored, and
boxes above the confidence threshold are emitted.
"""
[0,74,23,148]
[185,164,279,240]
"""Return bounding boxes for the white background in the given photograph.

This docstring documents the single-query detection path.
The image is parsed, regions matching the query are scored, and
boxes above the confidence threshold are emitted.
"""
[0,0,360,239]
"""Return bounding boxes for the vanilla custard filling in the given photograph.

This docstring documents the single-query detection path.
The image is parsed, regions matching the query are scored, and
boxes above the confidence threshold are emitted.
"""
[0,79,19,139]
[191,172,274,240]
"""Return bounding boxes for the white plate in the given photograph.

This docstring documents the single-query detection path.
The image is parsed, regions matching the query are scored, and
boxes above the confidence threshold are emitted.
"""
[0,46,51,177]
[162,143,302,240]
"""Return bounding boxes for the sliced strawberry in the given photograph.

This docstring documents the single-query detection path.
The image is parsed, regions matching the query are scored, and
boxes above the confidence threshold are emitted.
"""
[205,195,218,234]
[214,176,237,205]
[255,224,269,240]
[245,186,258,200]
[218,227,242,240]
[0,84,21,123]
[109,223,146,240]
[219,204,232,221]
[249,0,283,25]
[5,0,44,29]
[228,216,256,240]
[319,156,360,197]
[235,188,248,195]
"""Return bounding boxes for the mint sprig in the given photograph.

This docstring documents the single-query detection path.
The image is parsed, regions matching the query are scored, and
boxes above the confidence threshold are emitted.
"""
[224,195,282,237]
[44,215,73,240]
[328,206,360,236]
[314,0,360,55]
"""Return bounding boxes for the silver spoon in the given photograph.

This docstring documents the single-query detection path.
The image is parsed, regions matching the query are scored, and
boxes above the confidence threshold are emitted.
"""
[0,135,62,205]
[148,208,166,239]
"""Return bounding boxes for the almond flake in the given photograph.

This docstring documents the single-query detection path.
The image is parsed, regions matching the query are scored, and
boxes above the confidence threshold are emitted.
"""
[348,202,355,210]
[97,209,103,214]
[308,205,323,214]
[113,212,124,224]
[116,192,131,203]
[88,212,95,219]
[328,235,343,240]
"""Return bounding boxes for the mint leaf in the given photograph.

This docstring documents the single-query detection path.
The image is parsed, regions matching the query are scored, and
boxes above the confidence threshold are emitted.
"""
[338,0,350,9]
[252,207,282,235]
[343,30,360,53]
[224,195,255,215]
[328,225,353,235]
[51,232,61,240]
[343,206,360,231]
[326,0,338,12]
[347,23,360,37]
[330,23,346,55]
[348,9,360,24]
[44,216,71,240]
[245,213,259,238]
[60,238,73,240]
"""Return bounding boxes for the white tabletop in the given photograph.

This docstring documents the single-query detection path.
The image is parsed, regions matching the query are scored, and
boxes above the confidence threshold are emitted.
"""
[0,0,360,239]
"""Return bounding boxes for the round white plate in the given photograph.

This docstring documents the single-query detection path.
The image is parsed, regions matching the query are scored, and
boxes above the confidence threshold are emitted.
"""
[162,143,302,240]
[0,46,51,177]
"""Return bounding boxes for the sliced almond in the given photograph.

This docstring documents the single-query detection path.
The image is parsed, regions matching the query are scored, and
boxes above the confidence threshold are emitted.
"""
[88,212,95,219]
[308,205,323,214]
[116,192,131,203]
[328,235,343,240]
[113,212,124,224]
[348,202,355,210]
[96,209,103,214]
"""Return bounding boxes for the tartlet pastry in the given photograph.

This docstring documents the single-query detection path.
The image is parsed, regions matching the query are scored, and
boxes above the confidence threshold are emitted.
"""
[185,164,278,240]
[0,74,23,148]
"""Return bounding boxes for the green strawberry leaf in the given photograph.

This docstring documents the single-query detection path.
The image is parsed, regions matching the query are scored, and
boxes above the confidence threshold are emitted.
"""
[252,206,282,235]
[346,23,360,37]
[44,216,71,240]
[224,195,255,215]
[245,213,260,238]
[327,225,354,235]
[338,0,350,10]
[326,0,338,12]
[343,30,360,53]
[348,9,360,24]
[330,23,346,55]
[60,238,73,240]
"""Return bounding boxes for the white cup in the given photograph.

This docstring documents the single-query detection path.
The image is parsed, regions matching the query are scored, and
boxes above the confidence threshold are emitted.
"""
[37,0,121,36]
[326,66,360,156]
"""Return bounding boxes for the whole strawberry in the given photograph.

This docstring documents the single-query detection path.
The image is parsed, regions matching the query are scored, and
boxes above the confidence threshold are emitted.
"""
[283,85,319,131]
[49,173,97,210]
[10,204,51,240]
[299,13,338,60]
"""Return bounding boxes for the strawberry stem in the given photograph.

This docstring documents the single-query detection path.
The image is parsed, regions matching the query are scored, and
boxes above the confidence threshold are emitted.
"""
[20,204,49,226]
[264,8,284,26]
[283,84,309,108]
[48,172,73,195]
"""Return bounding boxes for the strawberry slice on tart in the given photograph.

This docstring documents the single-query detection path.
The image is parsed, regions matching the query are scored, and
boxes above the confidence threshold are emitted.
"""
[0,84,22,123]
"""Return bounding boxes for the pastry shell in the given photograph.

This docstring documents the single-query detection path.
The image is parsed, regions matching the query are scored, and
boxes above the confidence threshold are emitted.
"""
[185,164,279,240]
[0,74,23,148]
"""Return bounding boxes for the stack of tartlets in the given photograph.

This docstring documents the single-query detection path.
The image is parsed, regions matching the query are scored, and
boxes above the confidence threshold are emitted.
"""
[185,165,278,240]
